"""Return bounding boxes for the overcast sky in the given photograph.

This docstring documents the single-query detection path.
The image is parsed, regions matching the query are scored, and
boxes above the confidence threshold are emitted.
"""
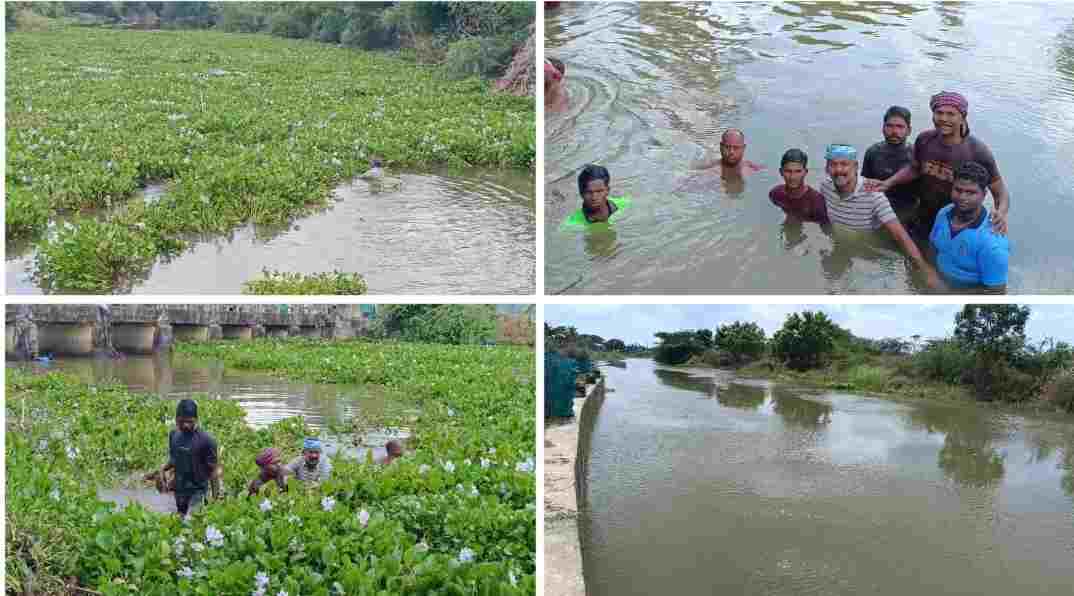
[545,304,1074,347]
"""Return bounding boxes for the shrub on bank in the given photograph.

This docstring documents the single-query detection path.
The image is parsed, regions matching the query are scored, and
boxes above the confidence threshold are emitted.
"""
[242,270,368,295]
[1042,368,1074,412]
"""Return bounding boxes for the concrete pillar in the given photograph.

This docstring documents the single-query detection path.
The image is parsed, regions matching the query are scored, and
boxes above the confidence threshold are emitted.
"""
[289,324,302,337]
[267,326,289,338]
[155,310,173,352]
[93,305,118,357]
[253,324,266,339]
[10,305,39,360]
[208,323,223,340]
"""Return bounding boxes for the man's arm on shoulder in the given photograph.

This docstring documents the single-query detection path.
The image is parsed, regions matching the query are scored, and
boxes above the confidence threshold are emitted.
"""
[883,218,942,290]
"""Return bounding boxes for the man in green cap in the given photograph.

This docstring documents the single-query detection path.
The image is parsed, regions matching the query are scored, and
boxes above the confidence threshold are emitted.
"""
[147,399,220,517]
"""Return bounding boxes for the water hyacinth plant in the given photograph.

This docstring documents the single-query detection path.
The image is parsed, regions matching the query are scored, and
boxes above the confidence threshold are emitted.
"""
[6,28,535,293]
[6,338,535,595]
[241,269,368,295]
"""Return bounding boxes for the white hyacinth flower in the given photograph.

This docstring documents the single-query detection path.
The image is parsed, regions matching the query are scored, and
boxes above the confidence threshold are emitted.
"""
[418,464,430,474]
[178,566,194,579]
[443,461,455,473]
[458,547,475,563]
[259,499,272,513]
[321,496,336,512]
[358,509,370,527]
[480,458,491,469]
[254,571,270,588]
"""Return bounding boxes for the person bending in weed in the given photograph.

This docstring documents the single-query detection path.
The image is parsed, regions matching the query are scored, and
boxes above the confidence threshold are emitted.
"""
[374,440,405,466]
[146,399,220,517]
[248,447,291,496]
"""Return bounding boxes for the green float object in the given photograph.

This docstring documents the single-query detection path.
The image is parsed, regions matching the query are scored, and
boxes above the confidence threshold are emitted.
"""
[559,196,632,231]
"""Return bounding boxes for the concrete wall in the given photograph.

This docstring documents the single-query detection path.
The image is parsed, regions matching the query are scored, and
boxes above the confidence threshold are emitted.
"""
[172,325,210,342]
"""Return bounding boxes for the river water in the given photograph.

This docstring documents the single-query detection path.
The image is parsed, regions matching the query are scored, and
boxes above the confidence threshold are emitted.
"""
[545,2,1074,294]
[580,359,1074,595]
[7,169,535,294]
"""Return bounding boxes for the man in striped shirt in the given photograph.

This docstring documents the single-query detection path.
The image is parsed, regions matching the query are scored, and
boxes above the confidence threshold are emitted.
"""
[821,144,942,290]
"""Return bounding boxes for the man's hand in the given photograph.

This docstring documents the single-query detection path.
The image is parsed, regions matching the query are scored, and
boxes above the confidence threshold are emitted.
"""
[925,268,945,292]
[990,210,1008,235]
[862,178,887,193]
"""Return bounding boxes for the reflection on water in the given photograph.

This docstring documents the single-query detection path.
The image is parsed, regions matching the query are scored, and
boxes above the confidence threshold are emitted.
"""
[546,2,1074,293]
[580,359,1074,596]
[8,169,535,295]
[25,353,406,440]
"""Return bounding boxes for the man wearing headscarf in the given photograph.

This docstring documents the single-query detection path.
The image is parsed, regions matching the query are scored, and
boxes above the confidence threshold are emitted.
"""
[821,143,942,290]
[248,447,290,496]
[284,438,333,484]
[871,91,1009,236]
[544,58,570,112]
[147,399,220,517]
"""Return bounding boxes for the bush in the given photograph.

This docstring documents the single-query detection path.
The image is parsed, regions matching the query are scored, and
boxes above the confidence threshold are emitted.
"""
[341,18,396,50]
[1043,368,1074,412]
[269,10,311,39]
[846,365,890,392]
[13,8,55,31]
[443,35,516,79]
[218,4,265,33]
[314,12,348,43]
[912,339,974,384]
[375,305,495,345]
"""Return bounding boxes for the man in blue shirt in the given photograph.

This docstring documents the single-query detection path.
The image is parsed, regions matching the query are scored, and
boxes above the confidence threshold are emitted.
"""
[929,161,1009,293]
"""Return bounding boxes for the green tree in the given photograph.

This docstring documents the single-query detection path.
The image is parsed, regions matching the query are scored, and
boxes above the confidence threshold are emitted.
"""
[771,311,839,370]
[653,329,708,365]
[954,305,1031,400]
[714,321,766,364]
[605,338,626,352]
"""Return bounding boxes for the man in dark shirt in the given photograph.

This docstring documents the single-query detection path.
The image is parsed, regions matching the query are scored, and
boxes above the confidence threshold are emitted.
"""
[147,399,220,517]
[768,148,828,224]
[861,106,917,223]
[870,91,1010,236]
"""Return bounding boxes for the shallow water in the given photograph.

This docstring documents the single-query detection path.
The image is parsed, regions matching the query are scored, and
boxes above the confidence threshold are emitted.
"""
[545,2,1074,294]
[579,359,1074,595]
[7,169,535,294]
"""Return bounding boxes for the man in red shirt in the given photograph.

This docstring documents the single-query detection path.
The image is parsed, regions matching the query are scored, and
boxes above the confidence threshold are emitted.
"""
[769,149,829,225]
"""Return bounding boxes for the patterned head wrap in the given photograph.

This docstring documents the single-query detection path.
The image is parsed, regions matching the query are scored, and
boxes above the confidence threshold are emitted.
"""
[930,91,968,116]
[825,144,858,161]
[544,59,563,82]
[303,438,322,452]
[255,447,280,467]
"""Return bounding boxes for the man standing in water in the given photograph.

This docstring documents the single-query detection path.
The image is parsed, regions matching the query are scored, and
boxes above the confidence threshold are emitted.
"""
[148,399,220,517]
[692,129,765,175]
[821,144,942,290]
[545,58,569,113]
[929,161,1009,293]
[862,106,917,222]
[871,91,1009,235]
[769,149,829,224]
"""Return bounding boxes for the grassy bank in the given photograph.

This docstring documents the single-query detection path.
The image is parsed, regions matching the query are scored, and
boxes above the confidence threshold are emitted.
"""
[6,339,536,595]
[6,28,535,292]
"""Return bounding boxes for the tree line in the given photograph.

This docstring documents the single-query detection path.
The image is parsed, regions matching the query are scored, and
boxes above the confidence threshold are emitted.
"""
[6,1,535,82]
[646,306,1074,410]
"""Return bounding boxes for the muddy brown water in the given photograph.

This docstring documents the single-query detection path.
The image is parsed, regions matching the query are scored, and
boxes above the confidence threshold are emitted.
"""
[14,353,412,513]
[7,169,535,294]
[579,359,1074,595]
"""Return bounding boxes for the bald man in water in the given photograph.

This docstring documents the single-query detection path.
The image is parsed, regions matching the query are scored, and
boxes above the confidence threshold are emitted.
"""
[692,129,765,176]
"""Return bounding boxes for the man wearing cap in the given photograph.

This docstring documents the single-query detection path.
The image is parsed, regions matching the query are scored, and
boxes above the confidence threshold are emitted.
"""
[147,399,220,516]
[871,91,1009,235]
[248,447,290,496]
[284,438,333,485]
[822,143,943,290]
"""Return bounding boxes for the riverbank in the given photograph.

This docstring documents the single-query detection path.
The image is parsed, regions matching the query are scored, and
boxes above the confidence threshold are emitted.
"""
[6,339,536,595]
[544,379,605,596]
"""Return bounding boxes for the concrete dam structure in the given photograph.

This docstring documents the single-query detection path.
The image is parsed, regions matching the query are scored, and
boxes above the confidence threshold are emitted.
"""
[6,304,372,359]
